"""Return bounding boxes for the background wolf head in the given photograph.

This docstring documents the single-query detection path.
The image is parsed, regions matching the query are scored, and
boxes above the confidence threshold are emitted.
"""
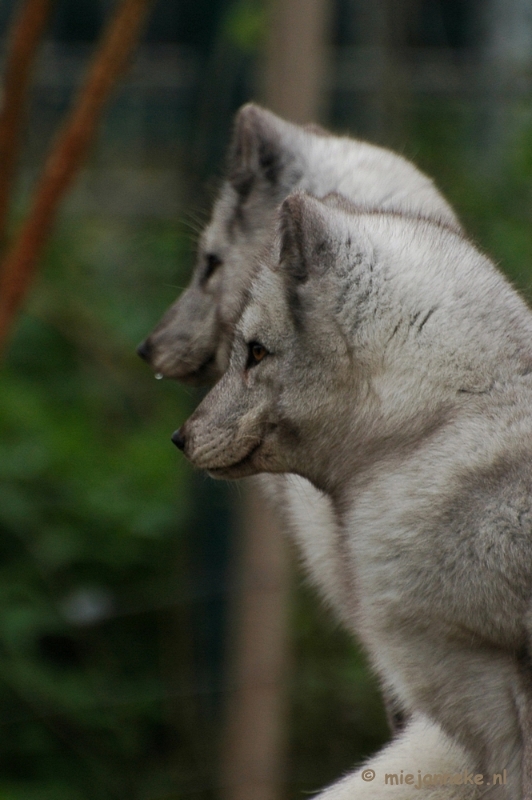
[138,104,460,384]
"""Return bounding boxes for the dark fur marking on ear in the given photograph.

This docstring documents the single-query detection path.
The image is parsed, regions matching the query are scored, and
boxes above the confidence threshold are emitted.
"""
[280,202,309,283]
[287,283,306,331]
[230,170,255,200]
[258,140,283,184]
[314,240,329,258]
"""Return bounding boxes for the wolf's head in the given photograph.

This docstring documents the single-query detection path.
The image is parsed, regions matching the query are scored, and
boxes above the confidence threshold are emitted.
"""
[137,104,307,383]
[138,104,460,385]
[174,192,530,493]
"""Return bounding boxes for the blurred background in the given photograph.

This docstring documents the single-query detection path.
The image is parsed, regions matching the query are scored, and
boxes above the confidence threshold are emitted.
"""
[1,1,532,798]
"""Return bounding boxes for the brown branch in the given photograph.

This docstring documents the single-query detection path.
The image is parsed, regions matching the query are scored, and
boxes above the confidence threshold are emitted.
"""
[220,487,290,800]
[0,0,54,251]
[0,0,155,355]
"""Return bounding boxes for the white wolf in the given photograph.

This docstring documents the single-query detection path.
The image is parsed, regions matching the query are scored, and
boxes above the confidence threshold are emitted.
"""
[175,192,532,799]
[139,106,476,795]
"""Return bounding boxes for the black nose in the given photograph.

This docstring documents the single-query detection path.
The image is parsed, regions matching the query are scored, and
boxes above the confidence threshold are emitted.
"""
[171,428,186,451]
[136,339,152,362]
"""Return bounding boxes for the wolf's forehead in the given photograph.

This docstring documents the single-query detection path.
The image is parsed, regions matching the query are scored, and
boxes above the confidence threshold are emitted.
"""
[239,269,286,335]
[239,302,264,338]
[254,267,284,306]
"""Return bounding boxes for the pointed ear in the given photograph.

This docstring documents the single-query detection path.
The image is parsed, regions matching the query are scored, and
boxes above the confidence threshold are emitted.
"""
[279,193,336,283]
[227,103,298,197]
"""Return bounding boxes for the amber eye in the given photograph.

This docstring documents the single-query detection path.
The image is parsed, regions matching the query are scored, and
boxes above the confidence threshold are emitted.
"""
[252,344,267,361]
[246,341,268,368]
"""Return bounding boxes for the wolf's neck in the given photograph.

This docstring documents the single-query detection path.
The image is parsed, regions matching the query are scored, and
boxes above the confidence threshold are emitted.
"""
[312,396,458,515]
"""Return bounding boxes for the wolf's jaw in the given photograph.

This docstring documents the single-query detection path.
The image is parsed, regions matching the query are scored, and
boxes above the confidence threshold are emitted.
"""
[205,440,262,479]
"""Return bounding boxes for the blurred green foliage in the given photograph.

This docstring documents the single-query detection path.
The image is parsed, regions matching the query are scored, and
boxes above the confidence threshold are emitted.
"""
[0,218,202,800]
[409,99,532,300]
[222,1,266,53]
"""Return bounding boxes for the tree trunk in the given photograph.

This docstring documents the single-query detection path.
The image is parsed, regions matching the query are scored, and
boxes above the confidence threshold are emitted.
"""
[262,0,331,123]
[220,484,289,800]
[218,3,332,799]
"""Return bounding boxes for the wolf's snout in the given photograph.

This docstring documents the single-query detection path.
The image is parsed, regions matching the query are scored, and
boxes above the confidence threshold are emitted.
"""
[136,338,153,363]
[171,428,186,451]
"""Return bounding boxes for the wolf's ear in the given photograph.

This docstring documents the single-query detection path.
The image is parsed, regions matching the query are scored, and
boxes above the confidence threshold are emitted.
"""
[279,192,336,283]
[227,104,299,197]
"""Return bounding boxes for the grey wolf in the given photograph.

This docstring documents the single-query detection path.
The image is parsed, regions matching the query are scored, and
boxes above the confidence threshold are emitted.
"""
[176,192,532,798]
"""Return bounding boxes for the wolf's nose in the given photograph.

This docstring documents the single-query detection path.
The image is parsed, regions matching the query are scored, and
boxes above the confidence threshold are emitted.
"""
[171,428,186,451]
[136,339,152,362]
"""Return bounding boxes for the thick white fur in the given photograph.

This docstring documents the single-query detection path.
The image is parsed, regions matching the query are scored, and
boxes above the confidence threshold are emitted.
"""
[316,716,479,799]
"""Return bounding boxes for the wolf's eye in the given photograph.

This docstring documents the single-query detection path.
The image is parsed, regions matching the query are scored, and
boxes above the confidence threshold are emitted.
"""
[246,341,268,368]
[203,253,223,282]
